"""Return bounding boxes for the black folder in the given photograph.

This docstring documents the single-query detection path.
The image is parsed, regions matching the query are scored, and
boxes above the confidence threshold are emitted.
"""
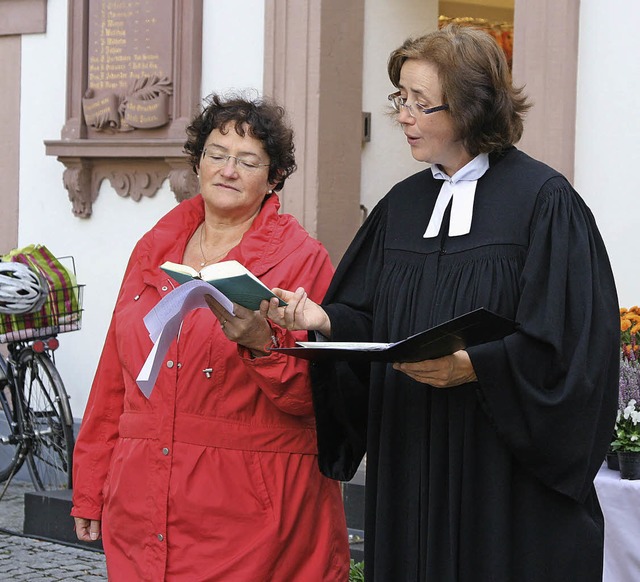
[271,308,515,363]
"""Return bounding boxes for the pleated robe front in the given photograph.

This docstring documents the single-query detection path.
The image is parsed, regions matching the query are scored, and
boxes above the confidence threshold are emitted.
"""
[312,147,620,582]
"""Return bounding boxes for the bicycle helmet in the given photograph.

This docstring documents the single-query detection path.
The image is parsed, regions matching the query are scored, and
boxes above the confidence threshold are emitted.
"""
[0,261,48,315]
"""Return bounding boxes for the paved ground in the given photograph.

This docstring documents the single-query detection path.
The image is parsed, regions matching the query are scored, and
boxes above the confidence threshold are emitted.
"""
[0,471,365,580]
[0,479,107,581]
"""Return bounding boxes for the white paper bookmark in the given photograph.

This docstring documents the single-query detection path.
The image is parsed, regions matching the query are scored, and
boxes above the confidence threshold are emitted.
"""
[136,280,235,397]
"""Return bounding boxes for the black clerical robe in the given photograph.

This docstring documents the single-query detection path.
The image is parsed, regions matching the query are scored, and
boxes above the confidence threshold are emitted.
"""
[313,147,619,581]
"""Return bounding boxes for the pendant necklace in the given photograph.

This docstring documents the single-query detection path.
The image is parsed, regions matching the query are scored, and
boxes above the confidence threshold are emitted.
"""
[198,223,237,267]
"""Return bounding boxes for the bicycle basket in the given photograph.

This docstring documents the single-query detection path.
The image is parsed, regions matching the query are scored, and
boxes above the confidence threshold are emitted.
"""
[0,249,84,343]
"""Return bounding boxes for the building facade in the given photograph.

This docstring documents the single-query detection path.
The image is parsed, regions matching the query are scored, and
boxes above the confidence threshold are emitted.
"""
[1,0,637,416]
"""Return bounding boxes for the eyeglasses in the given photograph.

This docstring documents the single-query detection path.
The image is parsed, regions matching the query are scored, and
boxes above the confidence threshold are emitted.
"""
[387,91,449,117]
[202,148,270,173]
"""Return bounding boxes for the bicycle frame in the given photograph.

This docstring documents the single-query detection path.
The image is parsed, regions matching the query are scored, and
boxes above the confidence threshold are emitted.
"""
[0,348,27,483]
[0,338,75,490]
[7,341,75,428]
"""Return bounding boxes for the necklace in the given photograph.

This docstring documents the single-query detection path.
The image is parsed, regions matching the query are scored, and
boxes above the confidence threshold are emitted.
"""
[198,223,237,267]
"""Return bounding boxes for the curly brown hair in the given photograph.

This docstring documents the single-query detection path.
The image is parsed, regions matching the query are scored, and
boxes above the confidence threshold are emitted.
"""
[184,92,297,192]
[387,24,531,156]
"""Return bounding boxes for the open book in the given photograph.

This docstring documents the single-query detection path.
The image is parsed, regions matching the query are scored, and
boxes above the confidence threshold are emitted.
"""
[271,308,515,362]
[160,260,286,311]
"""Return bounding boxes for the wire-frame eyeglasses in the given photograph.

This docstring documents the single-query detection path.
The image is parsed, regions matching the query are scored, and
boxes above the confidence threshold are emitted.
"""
[201,148,270,173]
[387,91,449,117]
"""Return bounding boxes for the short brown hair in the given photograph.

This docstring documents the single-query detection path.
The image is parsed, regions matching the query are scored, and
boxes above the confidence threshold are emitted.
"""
[387,24,531,156]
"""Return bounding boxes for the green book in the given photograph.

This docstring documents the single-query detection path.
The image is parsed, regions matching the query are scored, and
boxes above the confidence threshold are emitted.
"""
[160,260,286,311]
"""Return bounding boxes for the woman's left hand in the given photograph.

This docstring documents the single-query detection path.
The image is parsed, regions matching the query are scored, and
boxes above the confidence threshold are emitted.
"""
[204,294,274,357]
[393,350,477,387]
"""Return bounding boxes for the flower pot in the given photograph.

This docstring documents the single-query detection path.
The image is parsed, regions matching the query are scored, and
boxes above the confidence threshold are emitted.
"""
[606,451,620,471]
[617,451,640,480]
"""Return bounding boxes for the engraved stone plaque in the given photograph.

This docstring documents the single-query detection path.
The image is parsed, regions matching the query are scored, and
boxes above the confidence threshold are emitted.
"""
[45,0,203,216]
[83,0,174,136]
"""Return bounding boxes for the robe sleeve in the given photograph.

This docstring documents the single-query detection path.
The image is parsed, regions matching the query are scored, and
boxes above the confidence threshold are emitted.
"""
[310,201,388,480]
[467,176,619,502]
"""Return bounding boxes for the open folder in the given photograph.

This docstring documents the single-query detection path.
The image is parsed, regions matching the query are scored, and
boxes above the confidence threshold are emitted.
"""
[271,308,515,363]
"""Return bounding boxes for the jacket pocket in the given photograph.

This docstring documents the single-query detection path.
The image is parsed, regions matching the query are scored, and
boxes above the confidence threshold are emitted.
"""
[245,450,276,522]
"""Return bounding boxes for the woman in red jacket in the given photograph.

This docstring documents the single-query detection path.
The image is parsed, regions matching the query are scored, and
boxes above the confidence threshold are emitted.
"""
[71,93,350,581]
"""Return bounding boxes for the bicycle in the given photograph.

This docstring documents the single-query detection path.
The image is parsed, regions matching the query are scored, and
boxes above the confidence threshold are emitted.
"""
[0,255,83,493]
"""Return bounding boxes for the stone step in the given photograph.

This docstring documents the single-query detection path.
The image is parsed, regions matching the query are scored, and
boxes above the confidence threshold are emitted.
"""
[22,488,103,552]
[23,485,367,561]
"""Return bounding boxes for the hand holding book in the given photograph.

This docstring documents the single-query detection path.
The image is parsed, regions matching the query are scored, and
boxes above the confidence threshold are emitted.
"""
[267,286,333,337]
[139,260,290,397]
[392,350,478,387]
[203,292,277,358]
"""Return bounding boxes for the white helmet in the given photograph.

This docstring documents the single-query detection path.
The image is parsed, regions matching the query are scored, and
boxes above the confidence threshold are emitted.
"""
[0,262,48,315]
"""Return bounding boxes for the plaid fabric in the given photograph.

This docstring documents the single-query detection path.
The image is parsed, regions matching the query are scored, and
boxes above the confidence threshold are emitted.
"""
[0,244,80,341]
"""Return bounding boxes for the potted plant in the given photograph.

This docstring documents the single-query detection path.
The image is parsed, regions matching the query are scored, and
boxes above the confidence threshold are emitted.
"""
[612,399,640,479]
[611,307,640,479]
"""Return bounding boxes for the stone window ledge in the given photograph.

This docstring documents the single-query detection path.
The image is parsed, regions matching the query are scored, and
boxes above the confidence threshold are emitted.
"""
[45,139,197,218]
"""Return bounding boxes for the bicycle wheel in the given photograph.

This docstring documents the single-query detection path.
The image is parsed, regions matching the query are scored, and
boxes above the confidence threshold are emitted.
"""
[0,358,28,482]
[17,349,75,490]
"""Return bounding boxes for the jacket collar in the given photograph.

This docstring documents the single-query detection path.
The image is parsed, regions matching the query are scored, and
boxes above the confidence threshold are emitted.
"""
[139,193,311,287]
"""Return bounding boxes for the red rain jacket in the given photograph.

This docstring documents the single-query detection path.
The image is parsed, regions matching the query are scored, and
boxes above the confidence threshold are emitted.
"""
[71,194,349,581]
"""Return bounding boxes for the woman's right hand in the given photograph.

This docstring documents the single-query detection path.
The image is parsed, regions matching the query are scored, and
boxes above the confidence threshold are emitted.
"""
[266,287,331,337]
[74,516,102,542]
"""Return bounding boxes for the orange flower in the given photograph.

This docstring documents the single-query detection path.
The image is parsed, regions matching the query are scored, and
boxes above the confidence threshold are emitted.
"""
[620,306,640,339]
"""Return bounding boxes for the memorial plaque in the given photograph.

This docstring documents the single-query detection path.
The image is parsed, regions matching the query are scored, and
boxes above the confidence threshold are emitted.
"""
[82,0,174,135]
[45,0,203,216]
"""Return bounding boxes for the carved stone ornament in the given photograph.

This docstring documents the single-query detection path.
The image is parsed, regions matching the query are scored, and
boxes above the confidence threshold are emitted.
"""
[44,0,203,217]
[82,76,173,133]
[167,163,200,203]
[59,158,200,219]
[98,166,167,202]
[62,159,95,218]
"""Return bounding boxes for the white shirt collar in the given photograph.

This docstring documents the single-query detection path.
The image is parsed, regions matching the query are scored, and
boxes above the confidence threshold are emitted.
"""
[430,153,490,184]
[424,153,490,238]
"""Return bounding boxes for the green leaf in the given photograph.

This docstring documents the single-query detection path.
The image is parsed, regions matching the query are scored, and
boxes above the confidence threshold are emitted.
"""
[349,559,365,582]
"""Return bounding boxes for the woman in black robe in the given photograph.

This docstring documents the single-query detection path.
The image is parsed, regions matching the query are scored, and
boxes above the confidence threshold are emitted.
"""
[268,24,619,582]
